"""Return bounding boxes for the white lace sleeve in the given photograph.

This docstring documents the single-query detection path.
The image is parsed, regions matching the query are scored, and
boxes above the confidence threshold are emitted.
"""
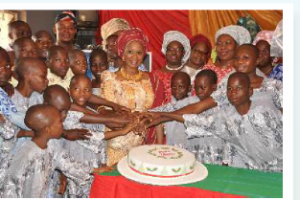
[183,114,216,138]
[148,103,175,112]
[211,80,229,105]
[2,145,31,198]
[49,140,92,186]
[0,118,18,140]
[63,111,84,129]
[149,96,200,112]
[76,132,105,154]
[271,80,283,109]
[259,78,282,109]
[63,111,106,155]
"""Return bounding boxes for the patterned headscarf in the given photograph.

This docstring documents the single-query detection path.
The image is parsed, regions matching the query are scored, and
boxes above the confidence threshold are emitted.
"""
[55,11,77,26]
[161,30,191,63]
[116,28,149,57]
[101,18,131,50]
[190,34,212,62]
[237,15,261,42]
[215,25,251,46]
[270,20,283,57]
[252,30,274,45]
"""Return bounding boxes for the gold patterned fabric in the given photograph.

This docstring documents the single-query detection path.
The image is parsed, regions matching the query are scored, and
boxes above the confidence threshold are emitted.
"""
[101,71,154,166]
[188,10,283,46]
[101,18,131,50]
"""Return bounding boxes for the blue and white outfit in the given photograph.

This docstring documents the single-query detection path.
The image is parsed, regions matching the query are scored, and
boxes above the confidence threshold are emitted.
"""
[9,89,43,153]
[269,63,283,82]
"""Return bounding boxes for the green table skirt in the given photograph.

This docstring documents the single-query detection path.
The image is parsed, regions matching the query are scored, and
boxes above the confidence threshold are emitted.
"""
[101,164,283,198]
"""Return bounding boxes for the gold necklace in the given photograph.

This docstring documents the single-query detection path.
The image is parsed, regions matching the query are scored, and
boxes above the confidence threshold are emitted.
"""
[120,68,142,81]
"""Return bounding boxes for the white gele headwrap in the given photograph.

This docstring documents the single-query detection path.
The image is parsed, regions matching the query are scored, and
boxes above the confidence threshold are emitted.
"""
[215,25,251,46]
[270,20,283,58]
[161,30,191,64]
[252,30,274,45]
[101,18,131,51]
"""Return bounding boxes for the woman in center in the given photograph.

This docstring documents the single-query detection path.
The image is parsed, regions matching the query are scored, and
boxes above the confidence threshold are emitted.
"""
[101,28,154,166]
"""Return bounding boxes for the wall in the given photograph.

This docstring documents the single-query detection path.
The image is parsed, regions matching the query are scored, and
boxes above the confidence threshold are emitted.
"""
[26,10,61,37]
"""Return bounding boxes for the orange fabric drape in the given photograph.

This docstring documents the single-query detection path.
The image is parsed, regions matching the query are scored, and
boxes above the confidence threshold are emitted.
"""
[189,10,283,45]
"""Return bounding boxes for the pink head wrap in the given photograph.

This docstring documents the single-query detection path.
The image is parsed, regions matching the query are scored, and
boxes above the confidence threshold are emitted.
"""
[190,34,212,62]
[116,28,149,57]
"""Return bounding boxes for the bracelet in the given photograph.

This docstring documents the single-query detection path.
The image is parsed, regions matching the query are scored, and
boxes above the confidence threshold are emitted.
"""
[97,106,106,113]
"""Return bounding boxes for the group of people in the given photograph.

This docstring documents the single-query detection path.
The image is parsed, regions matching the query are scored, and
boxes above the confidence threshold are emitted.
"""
[0,10,283,198]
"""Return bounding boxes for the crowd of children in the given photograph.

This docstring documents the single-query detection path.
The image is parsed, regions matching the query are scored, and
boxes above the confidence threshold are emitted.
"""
[0,11,283,198]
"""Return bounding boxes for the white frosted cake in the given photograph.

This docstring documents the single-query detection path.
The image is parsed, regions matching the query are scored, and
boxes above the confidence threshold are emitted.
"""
[127,145,196,178]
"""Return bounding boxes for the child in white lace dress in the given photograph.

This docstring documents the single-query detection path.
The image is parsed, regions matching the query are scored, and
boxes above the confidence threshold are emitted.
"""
[63,75,138,197]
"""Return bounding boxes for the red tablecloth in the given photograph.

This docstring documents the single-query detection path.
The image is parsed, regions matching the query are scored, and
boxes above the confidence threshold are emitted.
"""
[90,174,245,198]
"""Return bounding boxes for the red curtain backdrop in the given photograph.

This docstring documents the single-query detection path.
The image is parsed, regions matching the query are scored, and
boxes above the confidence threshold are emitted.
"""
[97,10,192,72]
[96,10,282,72]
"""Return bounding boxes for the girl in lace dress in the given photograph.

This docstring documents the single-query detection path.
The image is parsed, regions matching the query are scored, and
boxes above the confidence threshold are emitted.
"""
[64,75,137,197]
[101,28,154,166]
[90,49,108,97]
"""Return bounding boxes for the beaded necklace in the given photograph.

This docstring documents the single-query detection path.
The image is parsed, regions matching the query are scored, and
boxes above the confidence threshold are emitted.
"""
[165,64,184,71]
[120,68,142,81]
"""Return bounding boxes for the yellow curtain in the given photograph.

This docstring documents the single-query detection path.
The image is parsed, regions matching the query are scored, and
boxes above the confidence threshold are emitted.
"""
[189,10,283,45]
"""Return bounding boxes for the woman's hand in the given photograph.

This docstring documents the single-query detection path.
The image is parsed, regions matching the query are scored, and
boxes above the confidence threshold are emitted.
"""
[146,112,162,120]
[134,116,153,134]
[112,104,131,114]
[113,113,135,125]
